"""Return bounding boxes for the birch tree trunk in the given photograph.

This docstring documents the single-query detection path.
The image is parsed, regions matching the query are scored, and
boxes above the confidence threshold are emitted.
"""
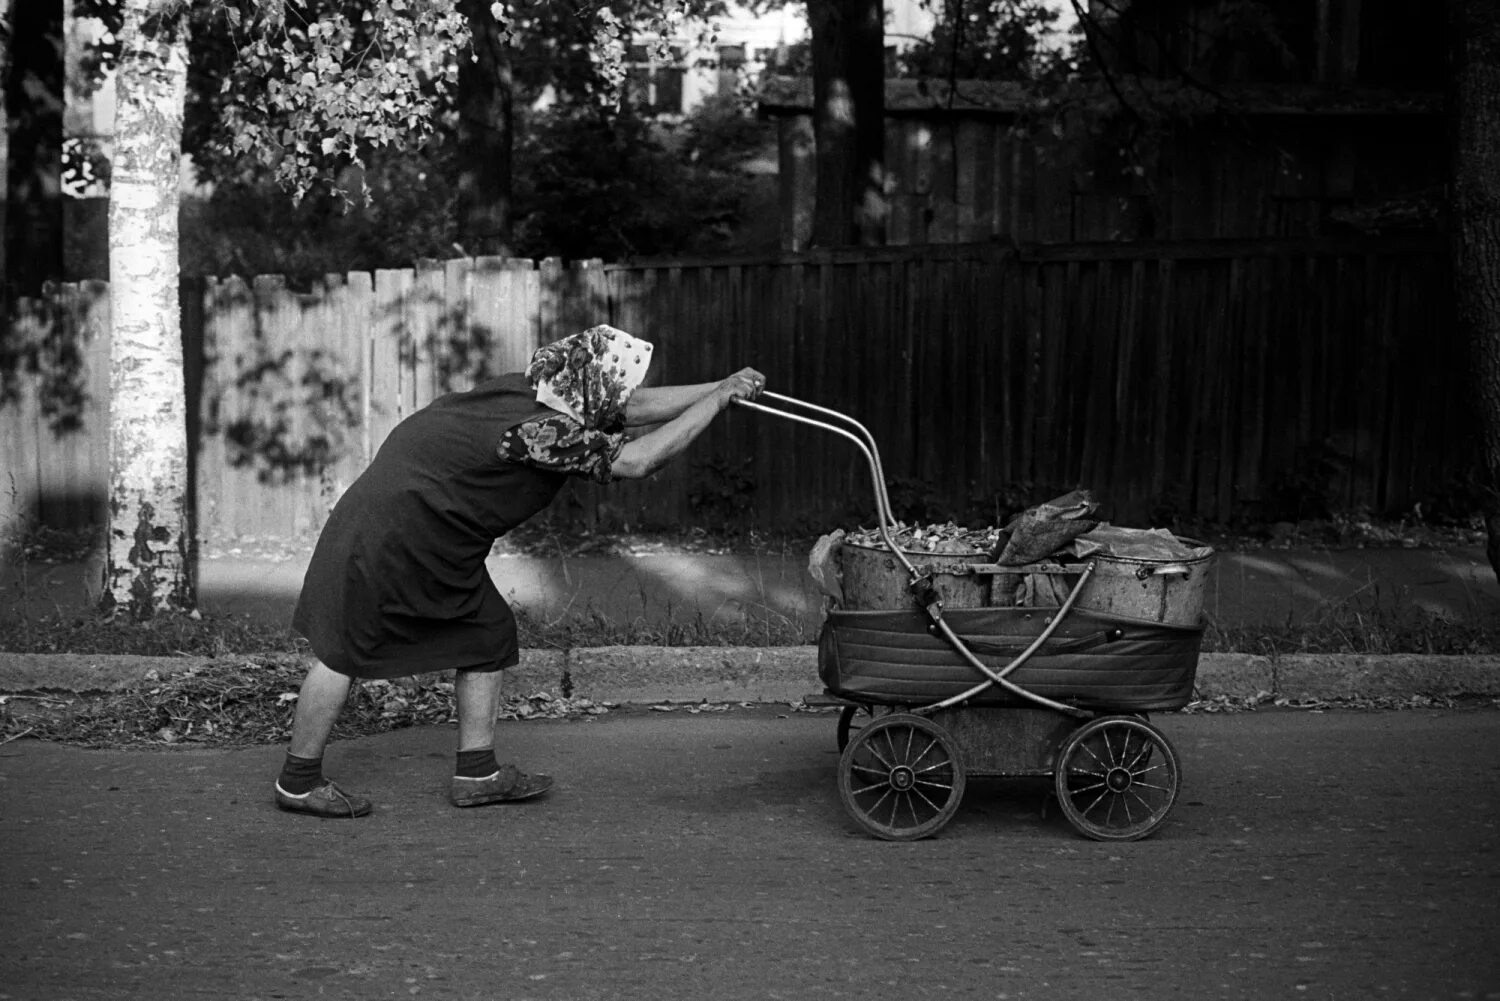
[1450,0,1500,585]
[103,0,192,617]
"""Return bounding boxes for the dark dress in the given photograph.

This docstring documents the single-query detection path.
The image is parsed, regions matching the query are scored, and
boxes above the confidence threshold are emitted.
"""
[292,373,622,680]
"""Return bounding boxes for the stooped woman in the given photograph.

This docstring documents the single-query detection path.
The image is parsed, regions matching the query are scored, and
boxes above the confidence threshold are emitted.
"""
[274,325,766,818]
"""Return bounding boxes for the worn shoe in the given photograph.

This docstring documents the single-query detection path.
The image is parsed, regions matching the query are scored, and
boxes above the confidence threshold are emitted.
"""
[274,780,372,818]
[450,765,553,807]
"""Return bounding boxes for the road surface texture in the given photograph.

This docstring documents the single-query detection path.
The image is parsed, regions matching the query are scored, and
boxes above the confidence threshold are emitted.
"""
[2,708,1497,1000]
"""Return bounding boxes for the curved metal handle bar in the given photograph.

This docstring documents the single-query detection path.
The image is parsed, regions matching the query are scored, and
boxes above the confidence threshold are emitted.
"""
[915,562,1099,718]
[756,391,896,529]
[732,398,916,578]
[736,392,1089,719]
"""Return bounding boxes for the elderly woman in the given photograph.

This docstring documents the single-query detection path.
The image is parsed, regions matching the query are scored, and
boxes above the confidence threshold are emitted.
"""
[274,326,765,818]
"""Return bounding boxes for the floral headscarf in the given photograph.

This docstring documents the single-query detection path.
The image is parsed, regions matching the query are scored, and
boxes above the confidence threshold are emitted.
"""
[525,325,653,432]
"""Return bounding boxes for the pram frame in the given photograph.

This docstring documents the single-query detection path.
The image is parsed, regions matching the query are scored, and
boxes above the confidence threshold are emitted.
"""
[735,393,1190,843]
[736,392,1096,718]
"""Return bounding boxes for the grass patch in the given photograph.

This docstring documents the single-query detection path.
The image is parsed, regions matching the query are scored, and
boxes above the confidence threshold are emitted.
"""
[511,602,812,649]
[1201,587,1500,657]
[0,601,813,658]
[2,572,1496,658]
[0,612,307,658]
[2,515,1493,657]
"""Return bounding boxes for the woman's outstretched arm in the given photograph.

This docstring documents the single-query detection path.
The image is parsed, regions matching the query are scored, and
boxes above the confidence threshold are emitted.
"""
[612,369,764,479]
[624,368,763,427]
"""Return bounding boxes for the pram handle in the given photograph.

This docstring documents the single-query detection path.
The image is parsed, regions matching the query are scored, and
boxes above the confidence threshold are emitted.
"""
[736,392,1095,719]
[733,393,912,578]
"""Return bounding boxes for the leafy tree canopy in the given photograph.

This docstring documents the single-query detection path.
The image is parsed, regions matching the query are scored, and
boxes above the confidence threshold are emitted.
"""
[179,93,777,278]
[895,0,1075,83]
[74,0,729,203]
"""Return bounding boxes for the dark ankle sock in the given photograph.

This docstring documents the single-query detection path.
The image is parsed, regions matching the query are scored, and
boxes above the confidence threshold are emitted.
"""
[456,748,499,779]
[278,753,324,795]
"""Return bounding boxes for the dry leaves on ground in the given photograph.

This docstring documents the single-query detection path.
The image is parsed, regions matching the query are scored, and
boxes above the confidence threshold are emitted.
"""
[0,658,612,749]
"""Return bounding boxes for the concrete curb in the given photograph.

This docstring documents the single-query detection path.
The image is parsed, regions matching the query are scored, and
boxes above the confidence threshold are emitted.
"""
[1,648,1497,705]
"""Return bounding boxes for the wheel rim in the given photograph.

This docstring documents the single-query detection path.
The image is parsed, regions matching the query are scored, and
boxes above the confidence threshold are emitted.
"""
[838,714,966,841]
[1054,716,1180,842]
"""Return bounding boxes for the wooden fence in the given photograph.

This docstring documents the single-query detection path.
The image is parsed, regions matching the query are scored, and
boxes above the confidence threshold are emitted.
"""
[0,237,1474,545]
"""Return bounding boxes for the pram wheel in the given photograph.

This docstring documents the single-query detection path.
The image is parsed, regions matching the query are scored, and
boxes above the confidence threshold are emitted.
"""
[1054,715,1181,841]
[838,714,966,841]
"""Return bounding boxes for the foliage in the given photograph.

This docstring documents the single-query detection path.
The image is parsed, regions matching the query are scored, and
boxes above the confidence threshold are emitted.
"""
[1255,438,1352,523]
[64,0,775,270]
[72,0,729,206]
[173,91,775,278]
[178,151,460,278]
[6,0,66,294]
[677,92,772,168]
[212,0,469,205]
[72,0,442,200]
[895,0,1075,83]
[882,475,959,525]
[510,97,773,260]
[1070,0,1301,84]
[687,454,758,526]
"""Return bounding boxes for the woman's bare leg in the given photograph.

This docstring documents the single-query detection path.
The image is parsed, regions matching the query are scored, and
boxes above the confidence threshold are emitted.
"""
[288,658,352,758]
[450,667,552,805]
[454,667,504,751]
[275,659,370,817]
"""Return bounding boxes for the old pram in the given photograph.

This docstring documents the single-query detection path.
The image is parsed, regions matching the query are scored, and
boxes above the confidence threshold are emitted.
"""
[737,393,1212,843]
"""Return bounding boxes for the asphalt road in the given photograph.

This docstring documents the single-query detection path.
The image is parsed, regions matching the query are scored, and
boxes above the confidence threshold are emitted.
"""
[2,708,1497,1000]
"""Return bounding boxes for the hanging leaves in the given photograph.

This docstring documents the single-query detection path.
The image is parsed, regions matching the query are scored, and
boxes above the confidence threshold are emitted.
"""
[178,0,717,203]
[214,0,471,205]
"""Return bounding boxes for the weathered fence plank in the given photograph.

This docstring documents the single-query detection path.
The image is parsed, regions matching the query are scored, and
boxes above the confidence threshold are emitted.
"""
[409,259,445,413]
[369,268,411,454]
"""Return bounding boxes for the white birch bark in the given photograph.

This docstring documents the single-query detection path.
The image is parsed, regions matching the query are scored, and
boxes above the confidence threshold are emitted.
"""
[104,0,192,616]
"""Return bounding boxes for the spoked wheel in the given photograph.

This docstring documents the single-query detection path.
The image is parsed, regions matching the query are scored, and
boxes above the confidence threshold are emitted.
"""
[835,703,896,751]
[1054,715,1181,842]
[838,713,967,841]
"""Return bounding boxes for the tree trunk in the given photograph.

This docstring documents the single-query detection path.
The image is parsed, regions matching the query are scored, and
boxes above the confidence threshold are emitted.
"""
[808,0,887,248]
[0,0,13,301]
[1449,0,1500,586]
[103,0,192,617]
[455,0,514,255]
